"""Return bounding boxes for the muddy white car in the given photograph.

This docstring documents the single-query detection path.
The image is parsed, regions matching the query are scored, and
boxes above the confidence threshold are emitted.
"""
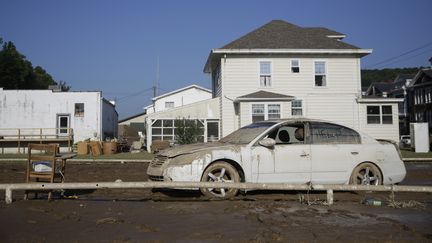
[147,119,406,198]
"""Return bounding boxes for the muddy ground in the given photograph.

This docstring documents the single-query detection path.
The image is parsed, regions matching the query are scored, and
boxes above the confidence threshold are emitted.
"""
[0,161,431,242]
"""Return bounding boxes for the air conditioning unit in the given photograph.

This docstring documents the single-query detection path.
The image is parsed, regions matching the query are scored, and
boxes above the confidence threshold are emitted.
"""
[410,123,429,153]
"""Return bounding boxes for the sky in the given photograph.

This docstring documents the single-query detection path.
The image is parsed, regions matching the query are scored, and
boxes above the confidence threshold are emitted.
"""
[1,0,432,119]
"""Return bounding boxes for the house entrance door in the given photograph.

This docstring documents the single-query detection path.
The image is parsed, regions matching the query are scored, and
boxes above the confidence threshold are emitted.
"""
[57,114,70,136]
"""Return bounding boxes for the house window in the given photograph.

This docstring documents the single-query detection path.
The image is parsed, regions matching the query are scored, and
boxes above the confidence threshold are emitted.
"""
[252,104,265,123]
[314,61,326,87]
[382,105,393,124]
[259,61,271,87]
[207,121,219,142]
[367,105,392,124]
[291,60,300,73]
[252,104,280,123]
[291,100,303,116]
[268,104,281,120]
[74,103,84,117]
[165,102,174,109]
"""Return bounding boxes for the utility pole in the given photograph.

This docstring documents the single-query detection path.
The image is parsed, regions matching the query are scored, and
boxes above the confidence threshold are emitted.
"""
[152,56,159,113]
[153,56,159,98]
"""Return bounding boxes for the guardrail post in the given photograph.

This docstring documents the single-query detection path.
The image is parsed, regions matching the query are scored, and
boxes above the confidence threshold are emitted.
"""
[326,189,333,205]
[5,187,12,204]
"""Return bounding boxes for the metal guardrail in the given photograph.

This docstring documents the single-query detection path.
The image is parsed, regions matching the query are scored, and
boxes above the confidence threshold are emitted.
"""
[1,181,431,205]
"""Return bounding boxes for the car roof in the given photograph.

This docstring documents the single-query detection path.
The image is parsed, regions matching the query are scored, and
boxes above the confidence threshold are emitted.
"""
[256,117,332,124]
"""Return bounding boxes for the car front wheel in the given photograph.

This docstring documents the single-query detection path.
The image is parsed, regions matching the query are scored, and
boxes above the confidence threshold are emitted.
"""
[200,161,240,198]
[350,162,382,185]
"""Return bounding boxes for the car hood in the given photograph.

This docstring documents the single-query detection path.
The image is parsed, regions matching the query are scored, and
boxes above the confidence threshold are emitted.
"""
[158,142,240,158]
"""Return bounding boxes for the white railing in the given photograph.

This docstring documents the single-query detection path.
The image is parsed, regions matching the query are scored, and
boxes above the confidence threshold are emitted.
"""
[1,181,431,205]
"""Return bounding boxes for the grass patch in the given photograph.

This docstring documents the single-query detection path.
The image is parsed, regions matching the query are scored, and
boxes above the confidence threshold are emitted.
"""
[75,152,154,160]
[400,149,432,158]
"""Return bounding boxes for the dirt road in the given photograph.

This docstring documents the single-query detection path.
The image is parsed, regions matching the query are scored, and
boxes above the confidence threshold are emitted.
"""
[0,161,431,242]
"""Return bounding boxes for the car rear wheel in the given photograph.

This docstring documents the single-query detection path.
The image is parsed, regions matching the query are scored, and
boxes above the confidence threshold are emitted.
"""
[200,161,240,198]
[350,162,382,185]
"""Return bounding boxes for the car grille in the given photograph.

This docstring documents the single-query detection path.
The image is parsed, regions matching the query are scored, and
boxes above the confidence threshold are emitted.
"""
[150,155,168,168]
[148,175,164,181]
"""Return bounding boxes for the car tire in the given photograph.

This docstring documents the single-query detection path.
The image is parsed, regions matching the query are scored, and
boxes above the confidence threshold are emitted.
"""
[200,161,240,198]
[350,162,382,185]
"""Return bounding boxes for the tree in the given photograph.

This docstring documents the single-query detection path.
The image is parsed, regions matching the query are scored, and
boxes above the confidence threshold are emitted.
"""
[0,38,71,90]
[361,67,421,89]
[0,41,34,89]
[174,119,203,144]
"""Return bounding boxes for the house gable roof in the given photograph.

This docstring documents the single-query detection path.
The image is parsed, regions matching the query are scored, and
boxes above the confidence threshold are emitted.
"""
[235,90,295,102]
[204,20,372,73]
[118,111,146,123]
[221,20,359,50]
[411,69,432,87]
[151,84,211,101]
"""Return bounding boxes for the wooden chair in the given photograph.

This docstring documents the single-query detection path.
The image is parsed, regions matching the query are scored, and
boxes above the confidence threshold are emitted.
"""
[25,143,65,200]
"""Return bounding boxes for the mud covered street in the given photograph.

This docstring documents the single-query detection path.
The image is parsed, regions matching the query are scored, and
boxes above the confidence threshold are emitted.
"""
[0,161,431,242]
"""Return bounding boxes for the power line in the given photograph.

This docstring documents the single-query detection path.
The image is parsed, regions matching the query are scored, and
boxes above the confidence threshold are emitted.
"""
[366,41,432,68]
[372,48,432,68]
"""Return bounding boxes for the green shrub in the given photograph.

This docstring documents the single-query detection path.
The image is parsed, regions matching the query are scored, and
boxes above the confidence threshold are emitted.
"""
[174,119,203,145]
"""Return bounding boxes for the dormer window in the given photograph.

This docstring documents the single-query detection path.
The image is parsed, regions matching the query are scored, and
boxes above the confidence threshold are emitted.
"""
[259,61,272,87]
[291,60,300,73]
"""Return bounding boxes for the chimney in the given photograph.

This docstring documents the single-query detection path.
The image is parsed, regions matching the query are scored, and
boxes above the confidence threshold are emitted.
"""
[382,92,388,98]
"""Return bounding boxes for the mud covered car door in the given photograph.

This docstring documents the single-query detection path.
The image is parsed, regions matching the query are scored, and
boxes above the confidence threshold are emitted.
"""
[251,122,311,183]
[309,122,362,184]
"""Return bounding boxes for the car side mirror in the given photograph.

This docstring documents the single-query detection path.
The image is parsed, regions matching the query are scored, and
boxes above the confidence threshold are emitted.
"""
[259,138,276,148]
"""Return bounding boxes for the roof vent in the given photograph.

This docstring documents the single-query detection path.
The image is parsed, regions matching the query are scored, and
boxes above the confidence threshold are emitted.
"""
[48,85,62,92]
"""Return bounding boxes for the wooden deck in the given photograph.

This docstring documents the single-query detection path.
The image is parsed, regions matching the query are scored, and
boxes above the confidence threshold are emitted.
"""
[0,128,74,154]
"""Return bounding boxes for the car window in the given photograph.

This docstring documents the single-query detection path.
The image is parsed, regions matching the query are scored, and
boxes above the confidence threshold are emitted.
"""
[220,122,276,144]
[266,124,305,145]
[310,122,361,144]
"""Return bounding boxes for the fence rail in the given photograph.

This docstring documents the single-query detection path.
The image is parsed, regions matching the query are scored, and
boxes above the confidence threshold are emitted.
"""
[1,181,431,205]
[0,128,73,153]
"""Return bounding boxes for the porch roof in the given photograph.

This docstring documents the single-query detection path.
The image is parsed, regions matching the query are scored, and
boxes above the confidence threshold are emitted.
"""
[235,90,295,102]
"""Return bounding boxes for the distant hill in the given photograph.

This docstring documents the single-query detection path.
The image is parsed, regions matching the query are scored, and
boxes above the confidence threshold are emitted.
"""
[361,67,422,90]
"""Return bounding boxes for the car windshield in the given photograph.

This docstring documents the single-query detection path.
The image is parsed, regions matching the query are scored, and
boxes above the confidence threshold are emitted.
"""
[219,122,276,144]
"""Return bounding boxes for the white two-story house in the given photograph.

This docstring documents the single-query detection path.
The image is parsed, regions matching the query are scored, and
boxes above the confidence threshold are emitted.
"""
[204,20,402,141]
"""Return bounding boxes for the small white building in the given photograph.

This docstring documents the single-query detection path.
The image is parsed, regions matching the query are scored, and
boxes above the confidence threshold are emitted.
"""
[143,85,215,150]
[0,88,118,152]
[145,85,212,114]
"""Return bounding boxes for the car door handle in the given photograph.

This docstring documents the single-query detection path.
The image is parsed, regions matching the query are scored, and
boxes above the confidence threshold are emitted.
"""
[351,151,359,155]
[300,152,309,157]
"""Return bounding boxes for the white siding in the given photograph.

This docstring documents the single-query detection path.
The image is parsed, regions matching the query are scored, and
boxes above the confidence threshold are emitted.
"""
[220,54,361,136]
[359,103,399,141]
[306,94,359,128]
[152,87,212,113]
[0,90,117,142]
